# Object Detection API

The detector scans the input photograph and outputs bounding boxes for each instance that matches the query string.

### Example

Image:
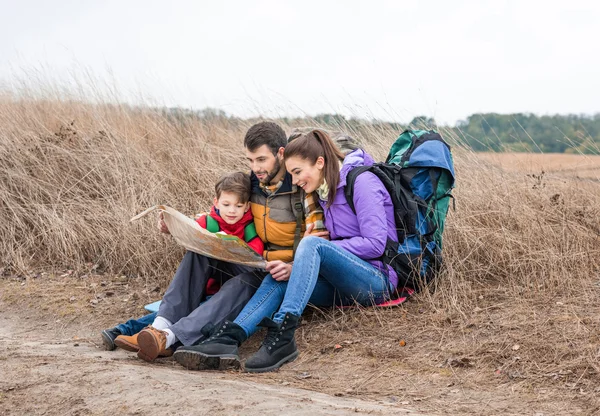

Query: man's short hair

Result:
[215,171,251,203]
[243,121,287,155]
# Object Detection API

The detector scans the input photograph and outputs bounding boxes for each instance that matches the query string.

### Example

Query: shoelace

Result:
[262,327,283,350]
[261,318,290,350]
[207,323,231,342]
[200,323,216,339]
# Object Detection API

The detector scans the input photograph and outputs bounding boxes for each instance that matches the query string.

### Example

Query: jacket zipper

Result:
[262,197,268,246]
[262,188,297,253]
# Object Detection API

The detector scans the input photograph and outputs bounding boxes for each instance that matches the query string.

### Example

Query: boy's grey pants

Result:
[157,251,265,346]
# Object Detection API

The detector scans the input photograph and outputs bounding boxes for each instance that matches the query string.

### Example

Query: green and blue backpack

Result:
[345,130,455,293]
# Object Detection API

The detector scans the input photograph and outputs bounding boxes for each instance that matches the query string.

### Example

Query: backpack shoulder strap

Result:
[344,166,373,214]
[205,215,220,233]
[345,163,413,244]
[291,189,305,257]
[243,221,258,243]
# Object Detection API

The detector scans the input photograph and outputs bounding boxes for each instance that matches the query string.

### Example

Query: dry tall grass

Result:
[0,94,249,277]
[1,91,600,407]
[2,93,598,286]
[0,92,402,278]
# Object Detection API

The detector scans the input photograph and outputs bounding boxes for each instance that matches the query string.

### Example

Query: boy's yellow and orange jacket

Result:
[250,172,324,262]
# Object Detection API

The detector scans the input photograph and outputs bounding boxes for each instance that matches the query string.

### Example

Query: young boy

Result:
[193,171,264,256]
[104,171,263,359]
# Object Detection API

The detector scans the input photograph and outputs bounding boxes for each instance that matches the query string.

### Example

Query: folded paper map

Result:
[131,205,267,269]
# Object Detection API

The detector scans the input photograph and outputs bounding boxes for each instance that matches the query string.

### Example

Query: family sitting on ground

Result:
[101,121,403,373]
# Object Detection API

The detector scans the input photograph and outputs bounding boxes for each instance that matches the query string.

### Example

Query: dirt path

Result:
[0,312,418,416]
[2,274,596,415]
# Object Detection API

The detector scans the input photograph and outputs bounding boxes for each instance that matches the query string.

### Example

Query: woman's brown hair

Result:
[284,129,345,207]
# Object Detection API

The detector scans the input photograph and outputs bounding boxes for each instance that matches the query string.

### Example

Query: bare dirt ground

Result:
[0,317,412,416]
[2,271,599,416]
[0,277,410,416]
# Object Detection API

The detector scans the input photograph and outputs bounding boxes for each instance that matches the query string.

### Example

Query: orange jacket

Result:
[250,172,323,262]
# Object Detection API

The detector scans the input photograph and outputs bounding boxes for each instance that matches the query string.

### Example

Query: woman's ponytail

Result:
[310,130,344,206]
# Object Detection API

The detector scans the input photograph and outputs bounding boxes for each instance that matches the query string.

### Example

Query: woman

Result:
[174,129,399,373]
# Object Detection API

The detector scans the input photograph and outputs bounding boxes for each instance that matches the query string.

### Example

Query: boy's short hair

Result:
[243,121,287,155]
[215,171,251,203]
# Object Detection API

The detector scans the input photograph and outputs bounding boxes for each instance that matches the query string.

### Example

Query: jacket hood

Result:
[338,149,375,188]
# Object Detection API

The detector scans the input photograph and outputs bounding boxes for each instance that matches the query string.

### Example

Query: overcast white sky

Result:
[1,0,598,125]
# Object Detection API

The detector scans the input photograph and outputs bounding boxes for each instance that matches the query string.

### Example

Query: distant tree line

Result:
[301,113,600,154]
[453,113,600,154]
[159,106,600,154]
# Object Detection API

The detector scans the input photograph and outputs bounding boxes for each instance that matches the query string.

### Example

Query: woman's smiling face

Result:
[285,155,325,193]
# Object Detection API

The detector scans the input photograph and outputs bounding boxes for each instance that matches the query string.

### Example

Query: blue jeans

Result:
[115,312,156,336]
[234,236,391,337]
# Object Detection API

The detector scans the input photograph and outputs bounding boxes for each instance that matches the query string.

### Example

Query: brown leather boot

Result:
[114,333,140,352]
[137,326,173,362]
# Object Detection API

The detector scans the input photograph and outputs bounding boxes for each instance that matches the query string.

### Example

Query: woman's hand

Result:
[304,223,330,240]
[266,260,292,281]
[157,212,170,234]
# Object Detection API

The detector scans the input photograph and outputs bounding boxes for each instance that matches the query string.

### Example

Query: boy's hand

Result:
[304,223,330,240]
[266,260,292,281]
[158,212,170,234]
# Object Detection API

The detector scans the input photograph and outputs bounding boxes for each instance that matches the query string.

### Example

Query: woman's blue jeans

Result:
[234,236,391,337]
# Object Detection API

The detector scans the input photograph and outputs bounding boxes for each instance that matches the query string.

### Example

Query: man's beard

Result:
[259,157,281,185]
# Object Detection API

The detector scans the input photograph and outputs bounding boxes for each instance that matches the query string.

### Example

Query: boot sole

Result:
[137,331,161,362]
[173,350,240,371]
[244,350,299,373]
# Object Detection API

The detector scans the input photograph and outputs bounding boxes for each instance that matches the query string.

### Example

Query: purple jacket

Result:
[318,149,399,289]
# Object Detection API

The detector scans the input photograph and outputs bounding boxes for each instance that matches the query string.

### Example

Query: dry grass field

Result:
[1,92,599,415]
[476,151,600,180]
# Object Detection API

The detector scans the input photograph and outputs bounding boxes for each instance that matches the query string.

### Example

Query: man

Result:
[101,122,324,362]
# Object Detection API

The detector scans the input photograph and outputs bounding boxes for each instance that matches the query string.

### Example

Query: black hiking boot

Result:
[244,313,300,373]
[173,321,247,371]
[100,327,122,351]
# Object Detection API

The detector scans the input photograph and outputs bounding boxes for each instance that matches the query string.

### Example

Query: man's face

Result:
[245,144,284,185]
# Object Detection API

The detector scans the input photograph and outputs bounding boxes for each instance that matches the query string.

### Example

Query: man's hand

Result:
[266,260,292,282]
[304,223,330,240]
[157,212,170,234]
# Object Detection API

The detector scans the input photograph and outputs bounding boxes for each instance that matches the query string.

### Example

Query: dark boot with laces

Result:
[244,313,300,373]
[173,321,247,371]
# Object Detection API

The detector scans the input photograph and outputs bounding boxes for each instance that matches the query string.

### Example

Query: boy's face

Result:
[245,144,285,185]
[214,191,250,225]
